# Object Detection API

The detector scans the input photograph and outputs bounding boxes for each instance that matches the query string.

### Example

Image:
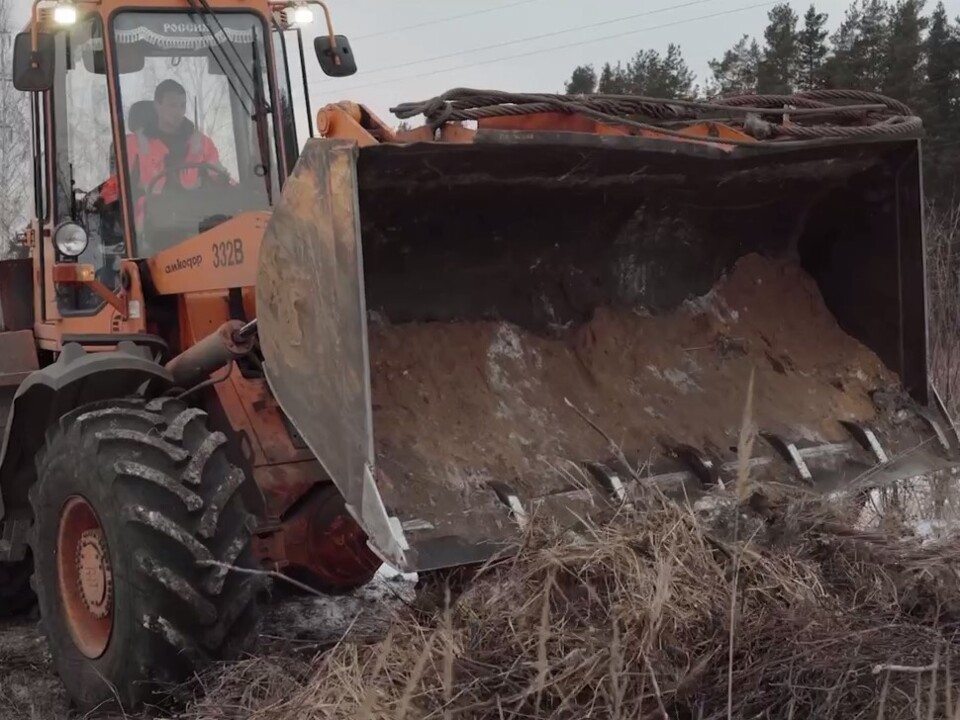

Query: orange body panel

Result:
[318,104,756,153]
[316,103,394,146]
[254,461,322,519]
[146,212,269,296]
[476,113,754,151]
[479,112,631,136]
[177,293,314,468]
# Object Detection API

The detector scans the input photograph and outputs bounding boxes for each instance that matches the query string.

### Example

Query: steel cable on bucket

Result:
[390,88,923,145]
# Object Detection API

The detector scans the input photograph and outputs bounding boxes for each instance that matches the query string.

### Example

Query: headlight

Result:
[55,222,88,258]
[292,5,314,25]
[53,2,78,25]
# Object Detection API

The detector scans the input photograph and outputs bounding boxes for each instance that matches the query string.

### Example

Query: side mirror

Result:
[314,34,356,77]
[13,32,55,92]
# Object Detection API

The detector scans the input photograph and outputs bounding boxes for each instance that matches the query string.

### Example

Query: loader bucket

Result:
[257,128,960,573]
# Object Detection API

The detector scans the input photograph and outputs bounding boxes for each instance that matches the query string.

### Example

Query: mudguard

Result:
[0,341,174,541]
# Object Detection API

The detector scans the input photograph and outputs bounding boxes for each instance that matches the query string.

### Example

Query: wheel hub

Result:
[75,529,113,620]
[57,496,114,659]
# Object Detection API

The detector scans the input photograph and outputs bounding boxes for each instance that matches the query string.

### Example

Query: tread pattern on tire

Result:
[29,396,268,709]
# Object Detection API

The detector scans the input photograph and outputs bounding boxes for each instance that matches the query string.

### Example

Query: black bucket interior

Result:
[357,133,927,403]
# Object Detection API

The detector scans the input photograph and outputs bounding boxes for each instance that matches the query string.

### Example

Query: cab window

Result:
[52,15,123,315]
[112,11,280,258]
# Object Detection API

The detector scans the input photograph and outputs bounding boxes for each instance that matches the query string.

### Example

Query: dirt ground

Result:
[0,569,416,720]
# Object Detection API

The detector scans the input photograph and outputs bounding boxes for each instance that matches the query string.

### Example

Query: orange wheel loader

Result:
[1,0,959,713]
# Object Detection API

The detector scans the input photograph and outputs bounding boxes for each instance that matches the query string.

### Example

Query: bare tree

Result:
[0,0,32,259]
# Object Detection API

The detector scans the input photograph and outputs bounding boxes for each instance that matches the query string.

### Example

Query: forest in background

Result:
[564,0,960,202]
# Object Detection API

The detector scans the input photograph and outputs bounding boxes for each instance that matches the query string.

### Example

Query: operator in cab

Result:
[131,79,223,194]
[98,79,227,253]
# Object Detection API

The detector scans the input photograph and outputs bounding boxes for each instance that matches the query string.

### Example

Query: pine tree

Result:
[593,47,694,98]
[565,65,598,95]
[708,35,762,95]
[884,0,927,104]
[757,3,800,93]
[796,5,829,89]
[598,62,627,93]
[623,44,694,98]
[923,1,957,123]
[825,0,890,90]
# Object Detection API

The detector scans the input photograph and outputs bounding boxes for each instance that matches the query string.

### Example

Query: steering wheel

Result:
[145,161,232,196]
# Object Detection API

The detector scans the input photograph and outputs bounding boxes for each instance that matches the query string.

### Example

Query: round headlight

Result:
[55,222,89,258]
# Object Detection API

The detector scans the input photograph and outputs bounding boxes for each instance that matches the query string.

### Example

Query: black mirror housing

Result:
[314,34,356,77]
[13,32,55,92]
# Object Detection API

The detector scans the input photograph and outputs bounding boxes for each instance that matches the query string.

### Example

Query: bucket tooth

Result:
[488,481,528,530]
[584,462,633,508]
[761,433,814,484]
[669,444,722,488]
[915,409,953,454]
[840,421,889,465]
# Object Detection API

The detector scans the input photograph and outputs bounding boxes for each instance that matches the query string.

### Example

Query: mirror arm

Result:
[270,0,340,68]
[31,0,43,54]
[309,1,341,69]
[310,1,337,50]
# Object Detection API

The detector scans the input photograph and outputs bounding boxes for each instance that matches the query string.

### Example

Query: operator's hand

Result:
[97,175,121,208]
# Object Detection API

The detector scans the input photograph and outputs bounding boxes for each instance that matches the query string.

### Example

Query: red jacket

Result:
[101,125,221,218]
[129,127,221,194]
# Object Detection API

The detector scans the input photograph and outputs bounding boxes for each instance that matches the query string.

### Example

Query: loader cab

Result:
[105,8,285,261]
[11,2,343,321]
[105,6,353,259]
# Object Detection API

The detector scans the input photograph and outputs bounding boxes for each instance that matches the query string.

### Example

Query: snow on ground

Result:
[262,565,417,645]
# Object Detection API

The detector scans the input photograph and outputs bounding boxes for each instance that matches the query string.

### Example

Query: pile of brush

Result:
[176,468,960,720]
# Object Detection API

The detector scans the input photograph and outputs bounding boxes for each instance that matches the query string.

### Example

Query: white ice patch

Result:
[264,569,418,645]
[485,324,546,425]
[487,324,525,393]
[683,286,740,324]
[692,493,737,525]
[489,324,524,362]
[617,256,649,299]
[376,563,418,583]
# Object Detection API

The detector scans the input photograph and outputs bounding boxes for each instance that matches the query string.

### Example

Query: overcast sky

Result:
[297,0,960,124]
[11,0,959,129]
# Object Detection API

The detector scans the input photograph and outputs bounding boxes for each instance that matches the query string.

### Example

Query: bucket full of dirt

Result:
[258,127,959,573]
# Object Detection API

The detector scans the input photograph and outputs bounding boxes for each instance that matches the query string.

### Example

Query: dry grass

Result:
[174,478,960,720]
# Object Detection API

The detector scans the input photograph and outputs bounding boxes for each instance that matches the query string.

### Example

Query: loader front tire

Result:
[29,398,267,712]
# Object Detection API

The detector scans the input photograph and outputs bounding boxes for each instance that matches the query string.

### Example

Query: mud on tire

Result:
[30,397,268,712]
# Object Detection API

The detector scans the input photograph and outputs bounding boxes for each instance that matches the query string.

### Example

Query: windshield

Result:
[112,11,280,257]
